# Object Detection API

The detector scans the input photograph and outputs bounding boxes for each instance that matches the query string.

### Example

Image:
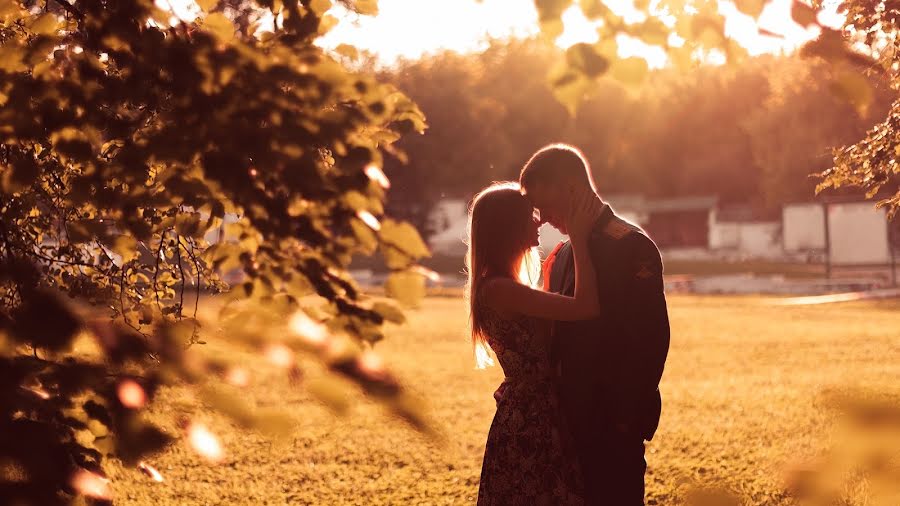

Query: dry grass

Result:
[106,295,900,505]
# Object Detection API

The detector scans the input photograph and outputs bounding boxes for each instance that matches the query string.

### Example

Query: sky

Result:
[160,0,845,68]
[317,0,845,67]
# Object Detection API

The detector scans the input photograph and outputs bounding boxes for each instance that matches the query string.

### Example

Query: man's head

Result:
[519,143,598,235]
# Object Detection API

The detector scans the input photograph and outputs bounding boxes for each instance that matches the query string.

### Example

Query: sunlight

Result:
[187,423,225,463]
[117,379,148,409]
[160,0,846,68]
[474,341,495,369]
[138,461,165,483]
[70,469,112,500]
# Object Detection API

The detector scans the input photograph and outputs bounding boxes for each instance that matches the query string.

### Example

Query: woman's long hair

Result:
[465,182,540,368]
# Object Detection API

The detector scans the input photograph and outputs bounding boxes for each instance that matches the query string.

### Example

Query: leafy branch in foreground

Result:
[1,0,432,502]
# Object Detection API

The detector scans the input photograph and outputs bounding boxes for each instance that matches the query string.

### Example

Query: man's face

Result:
[523,183,568,235]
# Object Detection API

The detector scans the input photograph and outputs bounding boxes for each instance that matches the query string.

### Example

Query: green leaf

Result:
[791,1,818,28]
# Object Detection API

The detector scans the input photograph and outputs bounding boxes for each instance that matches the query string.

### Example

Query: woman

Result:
[468,181,604,505]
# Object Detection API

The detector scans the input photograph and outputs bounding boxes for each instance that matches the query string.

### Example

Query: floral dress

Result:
[476,302,585,506]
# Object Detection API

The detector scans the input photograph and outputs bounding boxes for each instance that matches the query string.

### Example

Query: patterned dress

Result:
[476,302,585,506]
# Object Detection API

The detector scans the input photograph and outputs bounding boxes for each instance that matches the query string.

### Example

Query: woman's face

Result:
[524,205,541,248]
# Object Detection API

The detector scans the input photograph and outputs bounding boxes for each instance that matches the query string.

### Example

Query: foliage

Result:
[815,0,900,217]
[379,42,892,241]
[0,0,432,502]
[525,0,897,216]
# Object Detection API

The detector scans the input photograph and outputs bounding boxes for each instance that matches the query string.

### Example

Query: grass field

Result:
[105,295,900,505]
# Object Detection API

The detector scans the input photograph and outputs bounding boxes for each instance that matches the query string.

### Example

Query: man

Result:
[520,143,670,505]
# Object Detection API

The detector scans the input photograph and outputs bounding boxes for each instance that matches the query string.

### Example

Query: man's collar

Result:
[595,202,614,229]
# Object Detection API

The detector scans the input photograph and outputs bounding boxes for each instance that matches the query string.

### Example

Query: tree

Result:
[820,0,900,216]
[0,0,430,503]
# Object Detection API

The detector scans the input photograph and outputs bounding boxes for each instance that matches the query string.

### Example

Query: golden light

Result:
[264,343,295,368]
[357,350,385,375]
[319,0,845,69]
[474,342,495,370]
[288,311,328,345]
[21,385,51,400]
[187,423,225,463]
[412,265,442,283]
[357,210,382,231]
[70,469,112,500]
[138,461,164,482]
[364,164,391,189]
[224,366,250,387]
[117,379,147,409]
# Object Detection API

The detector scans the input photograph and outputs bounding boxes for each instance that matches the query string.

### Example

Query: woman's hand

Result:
[567,187,603,244]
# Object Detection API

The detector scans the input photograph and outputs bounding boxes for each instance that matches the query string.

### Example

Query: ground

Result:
[107,295,900,505]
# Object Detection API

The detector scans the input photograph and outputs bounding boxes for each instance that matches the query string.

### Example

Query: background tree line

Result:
[377,39,896,237]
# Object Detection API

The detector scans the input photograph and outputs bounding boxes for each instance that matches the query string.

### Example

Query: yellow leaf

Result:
[372,301,406,324]
[113,235,139,264]
[791,0,818,28]
[0,44,25,73]
[29,13,60,35]
[609,56,649,87]
[334,43,359,61]
[310,0,332,16]
[197,0,219,12]
[353,0,378,15]
[203,12,234,42]
[379,219,430,269]
[734,0,765,18]
[385,270,426,307]
[0,1,27,23]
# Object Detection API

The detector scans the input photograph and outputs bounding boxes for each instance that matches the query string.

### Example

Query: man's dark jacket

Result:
[549,204,670,443]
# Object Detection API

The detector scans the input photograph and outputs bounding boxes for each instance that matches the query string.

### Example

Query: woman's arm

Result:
[481,237,599,321]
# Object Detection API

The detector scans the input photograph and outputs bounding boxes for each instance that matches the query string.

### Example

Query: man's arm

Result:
[608,232,670,434]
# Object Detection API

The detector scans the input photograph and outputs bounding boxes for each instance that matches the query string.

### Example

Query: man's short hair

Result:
[519,143,595,192]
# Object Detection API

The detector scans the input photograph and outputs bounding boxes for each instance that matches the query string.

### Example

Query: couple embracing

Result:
[467,144,670,505]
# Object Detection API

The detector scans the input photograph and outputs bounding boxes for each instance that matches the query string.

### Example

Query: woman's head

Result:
[465,182,541,367]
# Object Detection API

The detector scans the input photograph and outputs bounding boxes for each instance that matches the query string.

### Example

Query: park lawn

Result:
[106,295,900,505]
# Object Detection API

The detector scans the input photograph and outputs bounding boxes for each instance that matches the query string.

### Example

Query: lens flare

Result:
[288,311,328,345]
[357,350,385,375]
[364,164,391,188]
[224,366,250,387]
[117,379,147,409]
[138,461,164,482]
[71,469,112,500]
[22,386,51,399]
[264,343,295,368]
[357,210,382,231]
[412,265,441,282]
[187,423,225,463]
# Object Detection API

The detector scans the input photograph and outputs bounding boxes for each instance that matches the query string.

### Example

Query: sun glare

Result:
[160,0,845,68]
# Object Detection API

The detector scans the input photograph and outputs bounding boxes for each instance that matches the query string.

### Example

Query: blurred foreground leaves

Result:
[0,0,434,503]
